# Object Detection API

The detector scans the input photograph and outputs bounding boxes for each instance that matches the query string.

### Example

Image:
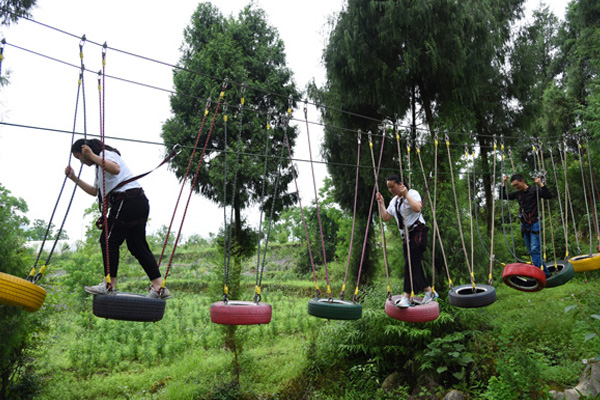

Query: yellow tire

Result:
[570,253,600,273]
[0,272,47,312]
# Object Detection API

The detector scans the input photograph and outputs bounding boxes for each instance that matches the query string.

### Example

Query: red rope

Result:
[355,132,386,300]
[99,45,112,290]
[157,100,213,268]
[162,81,229,281]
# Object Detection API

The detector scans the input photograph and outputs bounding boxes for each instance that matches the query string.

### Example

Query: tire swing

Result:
[446,136,496,307]
[568,137,600,272]
[0,44,92,312]
[370,130,439,323]
[211,90,275,325]
[295,105,362,320]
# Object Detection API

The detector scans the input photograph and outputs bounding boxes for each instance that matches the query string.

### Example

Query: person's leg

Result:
[123,196,162,284]
[529,221,548,276]
[100,215,127,283]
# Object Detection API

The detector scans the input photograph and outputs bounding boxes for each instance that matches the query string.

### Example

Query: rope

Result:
[223,93,246,301]
[221,103,230,301]
[394,128,404,184]
[540,146,558,266]
[253,114,272,299]
[367,130,391,298]
[28,40,88,283]
[98,44,113,291]
[576,138,594,255]
[161,80,229,288]
[584,137,600,249]
[560,140,582,254]
[549,146,569,259]
[303,104,332,299]
[487,139,498,284]
[415,137,449,292]
[445,134,474,287]
[283,120,320,297]
[255,139,287,302]
[340,130,361,300]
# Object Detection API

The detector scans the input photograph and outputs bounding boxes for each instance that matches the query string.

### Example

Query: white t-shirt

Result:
[386,189,426,234]
[94,150,141,197]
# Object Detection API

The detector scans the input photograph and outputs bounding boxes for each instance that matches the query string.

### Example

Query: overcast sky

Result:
[0,0,570,247]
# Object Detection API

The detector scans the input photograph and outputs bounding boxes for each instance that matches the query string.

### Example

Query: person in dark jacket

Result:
[500,173,553,277]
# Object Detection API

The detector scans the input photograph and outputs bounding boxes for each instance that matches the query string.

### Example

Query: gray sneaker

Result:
[147,286,172,300]
[421,291,439,304]
[84,282,113,295]
[395,297,411,308]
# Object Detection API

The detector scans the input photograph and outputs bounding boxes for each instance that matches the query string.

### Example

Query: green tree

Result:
[162,2,300,301]
[312,0,526,285]
[27,218,68,241]
[0,183,43,400]
[0,0,37,26]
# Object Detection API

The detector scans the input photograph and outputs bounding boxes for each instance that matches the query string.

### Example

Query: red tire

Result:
[502,263,546,292]
[384,295,439,323]
[210,301,272,325]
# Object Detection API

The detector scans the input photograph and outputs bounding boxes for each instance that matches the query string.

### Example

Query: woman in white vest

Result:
[376,174,436,307]
[65,139,171,299]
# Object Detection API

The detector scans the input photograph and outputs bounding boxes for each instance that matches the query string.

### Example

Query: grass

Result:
[25,241,600,399]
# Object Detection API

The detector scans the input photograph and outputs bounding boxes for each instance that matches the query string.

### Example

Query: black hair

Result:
[510,174,525,183]
[72,138,121,156]
[386,174,409,189]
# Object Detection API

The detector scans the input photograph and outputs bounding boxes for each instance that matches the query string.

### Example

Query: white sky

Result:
[0,0,570,246]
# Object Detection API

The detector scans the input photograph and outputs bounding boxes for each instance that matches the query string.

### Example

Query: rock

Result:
[443,389,465,400]
[381,372,401,392]
[549,361,600,399]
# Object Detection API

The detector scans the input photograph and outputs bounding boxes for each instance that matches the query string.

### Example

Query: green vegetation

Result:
[0,227,597,399]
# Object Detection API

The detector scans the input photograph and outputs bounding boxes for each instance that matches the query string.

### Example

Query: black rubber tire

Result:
[502,263,546,292]
[93,292,166,322]
[448,284,497,308]
[545,260,575,288]
[0,272,47,312]
[384,295,439,323]
[307,298,363,320]
[210,301,272,325]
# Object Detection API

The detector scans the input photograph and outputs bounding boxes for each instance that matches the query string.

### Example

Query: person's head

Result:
[510,174,528,191]
[71,139,120,165]
[386,174,408,197]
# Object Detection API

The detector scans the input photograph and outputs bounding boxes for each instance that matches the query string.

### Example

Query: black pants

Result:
[402,226,429,294]
[99,194,161,281]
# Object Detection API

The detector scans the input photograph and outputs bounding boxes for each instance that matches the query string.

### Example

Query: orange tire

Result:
[0,272,47,312]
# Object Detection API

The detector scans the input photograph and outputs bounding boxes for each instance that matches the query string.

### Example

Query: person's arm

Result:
[499,174,514,200]
[376,192,393,222]
[65,165,97,196]
[81,145,120,175]
[535,177,553,199]
[404,190,422,213]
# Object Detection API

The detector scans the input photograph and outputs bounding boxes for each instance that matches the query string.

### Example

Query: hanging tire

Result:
[307,298,362,320]
[93,292,166,322]
[545,260,575,288]
[570,253,600,272]
[210,301,272,325]
[502,263,546,292]
[384,295,439,323]
[448,284,497,308]
[0,272,47,312]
